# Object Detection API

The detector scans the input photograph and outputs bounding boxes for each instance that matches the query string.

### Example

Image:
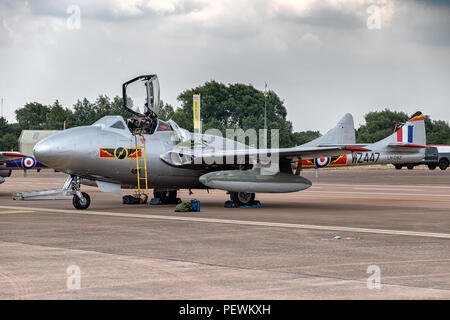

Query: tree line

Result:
[1,81,449,151]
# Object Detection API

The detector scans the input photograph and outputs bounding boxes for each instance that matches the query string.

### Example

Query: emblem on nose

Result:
[115,147,127,159]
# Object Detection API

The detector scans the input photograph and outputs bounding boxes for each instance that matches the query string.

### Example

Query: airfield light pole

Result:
[1,97,3,119]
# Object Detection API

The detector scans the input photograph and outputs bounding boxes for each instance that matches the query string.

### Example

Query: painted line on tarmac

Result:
[293,193,450,202]
[0,210,34,214]
[303,190,450,197]
[352,187,425,192]
[315,183,450,190]
[1,205,450,239]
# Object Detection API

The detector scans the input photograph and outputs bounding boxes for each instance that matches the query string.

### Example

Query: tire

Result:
[230,192,255,206]
[154,190,177,204]
[394,164,402,170]
[406,164,414,170]
[428,164,437,170]
[439,159,449,171]
[72,192,91,210]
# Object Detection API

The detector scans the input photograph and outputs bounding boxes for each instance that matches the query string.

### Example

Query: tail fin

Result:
[371,111,426,149]
[301,113,355,147]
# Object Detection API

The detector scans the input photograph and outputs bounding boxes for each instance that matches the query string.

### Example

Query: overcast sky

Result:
[0,0,449,132]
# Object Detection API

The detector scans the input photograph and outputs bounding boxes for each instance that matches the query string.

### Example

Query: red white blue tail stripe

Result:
[397,125,413,143]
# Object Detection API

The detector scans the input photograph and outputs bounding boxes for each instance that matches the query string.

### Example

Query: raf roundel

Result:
[22,157,36,169]
[315,157,330,168]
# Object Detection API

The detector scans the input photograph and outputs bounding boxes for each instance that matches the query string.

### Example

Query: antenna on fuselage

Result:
[264,82,267,131]
[263,82,268,148]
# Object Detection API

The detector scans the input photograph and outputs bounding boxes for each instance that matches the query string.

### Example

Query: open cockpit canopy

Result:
[122,74,160,118]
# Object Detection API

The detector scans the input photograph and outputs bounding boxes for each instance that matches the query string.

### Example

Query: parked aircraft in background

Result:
[0,152,27,184]
[0,152,47,184]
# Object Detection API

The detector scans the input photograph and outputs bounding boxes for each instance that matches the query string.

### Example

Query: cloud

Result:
[25,0,208,20]
[0,0,449,133]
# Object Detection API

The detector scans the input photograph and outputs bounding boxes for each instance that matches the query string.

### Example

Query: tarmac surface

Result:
[0,167,449,299]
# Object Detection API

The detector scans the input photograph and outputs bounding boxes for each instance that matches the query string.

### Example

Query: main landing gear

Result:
[151,190,181,204]
[230,192,255,206]
[226,192,261,208]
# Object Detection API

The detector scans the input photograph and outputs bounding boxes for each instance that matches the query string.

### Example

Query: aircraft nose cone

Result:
[34,126,101,170]
[34,135,62,168]
[33,139,51,163]
[33,130,79,169]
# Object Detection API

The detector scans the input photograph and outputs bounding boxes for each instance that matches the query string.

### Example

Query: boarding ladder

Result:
[133,133,149,194]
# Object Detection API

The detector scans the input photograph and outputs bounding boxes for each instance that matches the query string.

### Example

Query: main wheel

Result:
[154,190,177,204]
[230,192,255,206]
[72,192,91,210]
[439,159,449,171]
[394,164,402,170]
[407,164,414,170]
[428,164,437,170]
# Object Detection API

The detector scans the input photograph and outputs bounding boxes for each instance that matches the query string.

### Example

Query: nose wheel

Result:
[73,192,91,210]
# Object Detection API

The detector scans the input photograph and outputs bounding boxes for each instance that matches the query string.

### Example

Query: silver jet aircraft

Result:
[32,75,370,209]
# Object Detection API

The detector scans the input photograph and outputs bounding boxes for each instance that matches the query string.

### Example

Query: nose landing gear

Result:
[73,192,91,210]
[12,174,92,210]
[69,176,92,210]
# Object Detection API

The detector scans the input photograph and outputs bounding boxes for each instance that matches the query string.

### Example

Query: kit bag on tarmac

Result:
[175,201,193,212]
[174,200,200,212]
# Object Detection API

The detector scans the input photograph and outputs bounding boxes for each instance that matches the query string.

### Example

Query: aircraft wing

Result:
[161,145,370,168]
[0,152,27,164]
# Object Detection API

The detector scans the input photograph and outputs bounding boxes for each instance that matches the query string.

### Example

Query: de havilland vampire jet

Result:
[30,75,421,210]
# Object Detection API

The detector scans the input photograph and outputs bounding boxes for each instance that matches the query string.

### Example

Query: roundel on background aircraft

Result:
[315,157,330,168]
[22,157,36,169]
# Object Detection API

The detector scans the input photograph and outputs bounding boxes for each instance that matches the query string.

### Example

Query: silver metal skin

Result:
[301,113,355,147]
[34,116,208,190]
